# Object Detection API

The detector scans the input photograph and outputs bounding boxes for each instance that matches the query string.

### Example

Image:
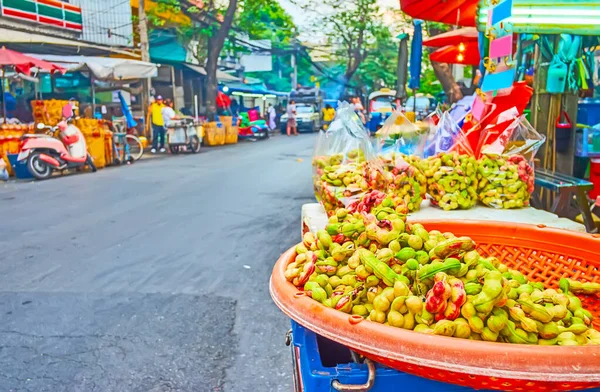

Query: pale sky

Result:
[279,0,402,41]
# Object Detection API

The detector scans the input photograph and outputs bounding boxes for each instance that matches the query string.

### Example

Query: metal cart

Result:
[166,117,201,154]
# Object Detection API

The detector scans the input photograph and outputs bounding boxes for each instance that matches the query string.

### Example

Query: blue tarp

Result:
[409,20,423,90]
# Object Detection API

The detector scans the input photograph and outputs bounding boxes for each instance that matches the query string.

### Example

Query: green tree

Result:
[353,26,398,93]
[150,0,239,118]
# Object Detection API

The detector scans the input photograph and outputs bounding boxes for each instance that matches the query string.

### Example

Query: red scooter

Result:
[18,118,96,180]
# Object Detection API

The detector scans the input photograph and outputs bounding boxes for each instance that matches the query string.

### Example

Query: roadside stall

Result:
[270,96,600,391]
[0,48,64,178]
[28,54,158,169]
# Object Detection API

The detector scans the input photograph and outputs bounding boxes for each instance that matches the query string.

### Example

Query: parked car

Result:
[280,104,321,133]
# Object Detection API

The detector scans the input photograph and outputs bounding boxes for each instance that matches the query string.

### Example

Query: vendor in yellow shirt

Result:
[147,95,166,153]
[322,104,336,130]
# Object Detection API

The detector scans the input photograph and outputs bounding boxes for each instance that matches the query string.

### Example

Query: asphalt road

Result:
[0,133,316,392]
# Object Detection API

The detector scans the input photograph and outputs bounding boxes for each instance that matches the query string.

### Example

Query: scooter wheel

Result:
[27,151,53,180]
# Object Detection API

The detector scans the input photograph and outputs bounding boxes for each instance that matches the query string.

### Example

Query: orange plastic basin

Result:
[270,221,600,391]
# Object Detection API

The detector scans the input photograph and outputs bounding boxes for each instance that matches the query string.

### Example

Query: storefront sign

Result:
[1,0,83,31]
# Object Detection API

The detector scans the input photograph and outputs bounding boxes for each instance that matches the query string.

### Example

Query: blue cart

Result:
[287,320,600,392]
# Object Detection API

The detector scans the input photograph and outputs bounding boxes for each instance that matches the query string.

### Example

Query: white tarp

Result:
[28,54,158,81]
[184,64,240,82]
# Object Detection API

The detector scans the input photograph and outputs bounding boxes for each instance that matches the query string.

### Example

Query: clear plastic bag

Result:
[418,112,478,210]
[375,111,428,211]
[476,114,546,209]
[312,102,388,215]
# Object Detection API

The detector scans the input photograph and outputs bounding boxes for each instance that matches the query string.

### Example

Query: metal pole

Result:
[170,65,177,103]
[138,0,151,136]
[1,67,5,123]
[90,73,96,115]
[291,50,297,89]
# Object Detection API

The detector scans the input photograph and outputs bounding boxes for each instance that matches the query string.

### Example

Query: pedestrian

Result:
[322,104,335,130]
[352,96,366,125]
[286,100,298,136]
[162,98,178,127]
[267,103,276,131]
[147,95,166,153]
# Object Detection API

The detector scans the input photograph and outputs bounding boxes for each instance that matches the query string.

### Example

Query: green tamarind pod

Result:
[405,258,419,271]
[352,305,369,317]
[433,320,456,337]
[414,250,430,265]
[453,318,472,339]
[486,308,508,333]
[396,247,416,262]
[518,299,553,323]
[538,321,560,339]
[464,282,483,295]
[481,327,499,342]
[317,230,333,249]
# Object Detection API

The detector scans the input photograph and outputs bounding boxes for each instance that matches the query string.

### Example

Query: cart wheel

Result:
[169,145,179,154]
[189,135,201,153]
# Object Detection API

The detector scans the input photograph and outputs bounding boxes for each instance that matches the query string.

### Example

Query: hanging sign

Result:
[481,0,515,92]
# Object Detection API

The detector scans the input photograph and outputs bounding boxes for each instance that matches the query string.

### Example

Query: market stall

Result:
[0,48,65,178]
[270,94,600,390]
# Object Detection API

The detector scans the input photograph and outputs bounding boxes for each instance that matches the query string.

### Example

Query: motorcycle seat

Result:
[60,153,87,163]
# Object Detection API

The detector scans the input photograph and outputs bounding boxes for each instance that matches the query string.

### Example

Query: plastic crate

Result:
[225,125,238,144]
[204,122,225,146]
[290,320,486,392]
[7,153,33,179]
[578,99,600,127]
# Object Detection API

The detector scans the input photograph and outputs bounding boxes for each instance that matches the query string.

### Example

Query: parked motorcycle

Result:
[18,120,96,180]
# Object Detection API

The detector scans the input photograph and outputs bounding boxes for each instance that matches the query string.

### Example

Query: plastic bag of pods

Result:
[312,102,388,215]
[375,111,428,212]
[418,112,478,210]
[476,113,546,209]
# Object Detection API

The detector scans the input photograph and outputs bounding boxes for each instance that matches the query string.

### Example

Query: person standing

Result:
[162,98,178,127]
[147,95,166,153]
[267,103,276,132]
[322,104,336,130]
[286,100,297,136]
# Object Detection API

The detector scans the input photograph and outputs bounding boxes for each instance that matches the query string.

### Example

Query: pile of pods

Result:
[312,150,388,215]
[378,152,427,212]
[286,191,600,345]
[477,154,535,209]
[416,152,479,211]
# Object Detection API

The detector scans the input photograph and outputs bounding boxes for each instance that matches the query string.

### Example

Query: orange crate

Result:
[225,125,238,144]
[204,122,225,146]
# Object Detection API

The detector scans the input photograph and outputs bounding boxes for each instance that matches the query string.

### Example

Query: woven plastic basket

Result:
[271,221,600,391]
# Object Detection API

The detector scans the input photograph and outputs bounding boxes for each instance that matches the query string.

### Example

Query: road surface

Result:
[0,134,316,392]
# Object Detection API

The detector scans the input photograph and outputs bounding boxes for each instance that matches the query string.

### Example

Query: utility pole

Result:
[138,0,151,136]
[291,28,298,90]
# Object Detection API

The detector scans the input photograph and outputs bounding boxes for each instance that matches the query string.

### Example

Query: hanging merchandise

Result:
[543,34,583,94]
[555,111,572,153]
[546,56,567,94]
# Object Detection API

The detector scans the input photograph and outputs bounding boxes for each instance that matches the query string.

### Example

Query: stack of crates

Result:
[204,121,225,146]
[0,124,32,177]
[75,118,106,169]
[31,99,79,126]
